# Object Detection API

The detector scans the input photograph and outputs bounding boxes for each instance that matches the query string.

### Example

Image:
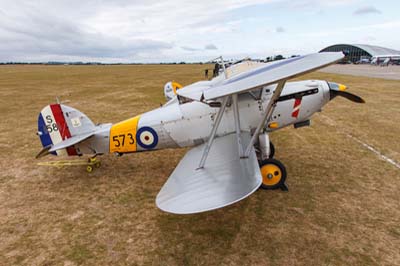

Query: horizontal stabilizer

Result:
[156,133,262,214]
[177,52,344,101]
[48,131,94,152]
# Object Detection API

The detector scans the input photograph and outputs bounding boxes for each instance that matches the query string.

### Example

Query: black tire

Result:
[259,158,287,190]
[269,141,275,158]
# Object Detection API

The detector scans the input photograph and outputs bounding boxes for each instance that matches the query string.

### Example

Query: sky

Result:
[0,0,398,63]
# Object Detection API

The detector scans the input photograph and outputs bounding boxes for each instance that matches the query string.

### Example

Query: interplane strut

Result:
[198,96,229,169]
[244,80,286,157]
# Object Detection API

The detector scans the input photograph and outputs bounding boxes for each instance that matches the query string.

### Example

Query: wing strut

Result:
[198,96,229,169]
[199,79,286,166]
[244,80,286,157]
[232,94,244,157]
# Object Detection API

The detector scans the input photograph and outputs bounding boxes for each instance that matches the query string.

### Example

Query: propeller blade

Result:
[331,90,365,103]
[327,82,365,103]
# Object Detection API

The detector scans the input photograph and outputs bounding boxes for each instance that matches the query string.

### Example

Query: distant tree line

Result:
[0,61,206,65]
[265,55,299,62]
[0,56,301,65]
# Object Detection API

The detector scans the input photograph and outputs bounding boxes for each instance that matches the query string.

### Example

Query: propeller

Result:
[328,82,365,103]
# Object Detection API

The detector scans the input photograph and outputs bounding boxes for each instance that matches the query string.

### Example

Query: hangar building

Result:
[319,44,400,63]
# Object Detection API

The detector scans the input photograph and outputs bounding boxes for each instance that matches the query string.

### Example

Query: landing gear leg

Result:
[258,133,275,160]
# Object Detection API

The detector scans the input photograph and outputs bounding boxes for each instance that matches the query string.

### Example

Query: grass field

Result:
[0,64,399,266]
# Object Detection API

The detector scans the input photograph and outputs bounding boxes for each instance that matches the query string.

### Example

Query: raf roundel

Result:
[136,126,158,149]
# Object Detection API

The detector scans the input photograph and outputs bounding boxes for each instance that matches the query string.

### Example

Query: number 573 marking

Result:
[112,133,134,147]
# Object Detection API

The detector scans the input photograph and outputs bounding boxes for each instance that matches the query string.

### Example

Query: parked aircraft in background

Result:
[371,55,400,66]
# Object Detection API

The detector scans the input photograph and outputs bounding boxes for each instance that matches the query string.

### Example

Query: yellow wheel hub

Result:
[260,164,282,186]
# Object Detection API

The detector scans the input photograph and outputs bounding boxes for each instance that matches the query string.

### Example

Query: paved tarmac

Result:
[319,64,400,80]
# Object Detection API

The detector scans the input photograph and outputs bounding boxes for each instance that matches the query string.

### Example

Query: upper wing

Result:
[156,132,262,214]
[178,52,344,101]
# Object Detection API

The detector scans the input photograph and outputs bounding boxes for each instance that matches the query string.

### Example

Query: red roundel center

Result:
[144,136,150,141]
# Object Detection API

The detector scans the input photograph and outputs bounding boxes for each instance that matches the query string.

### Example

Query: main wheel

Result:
[259,158,286,190]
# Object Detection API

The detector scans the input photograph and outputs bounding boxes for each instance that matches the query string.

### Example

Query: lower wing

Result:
[156,132,262,214]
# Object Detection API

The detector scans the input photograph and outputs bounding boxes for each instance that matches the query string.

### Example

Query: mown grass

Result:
[0,64,399,266]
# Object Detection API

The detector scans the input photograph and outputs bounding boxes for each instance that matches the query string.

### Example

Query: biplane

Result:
[36,52,364,214]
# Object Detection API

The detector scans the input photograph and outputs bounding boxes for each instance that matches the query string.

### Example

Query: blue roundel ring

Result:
[136,126,158,149]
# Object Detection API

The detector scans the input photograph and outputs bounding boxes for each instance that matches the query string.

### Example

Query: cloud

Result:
[181,44,218,52]
[301,20,400,38]
[285,0,359,9]
[0,2,174,62]
[0,0,396,62]
[205,44,218,50]
[181,46,201,51]
[0,0,278,62]
[353,6,381,15]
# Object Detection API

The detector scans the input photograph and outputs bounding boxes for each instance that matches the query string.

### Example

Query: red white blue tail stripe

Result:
[37,104,77,156]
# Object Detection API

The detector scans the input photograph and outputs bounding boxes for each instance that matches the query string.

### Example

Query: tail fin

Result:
[164,81,183,101]
[37,103,95,156]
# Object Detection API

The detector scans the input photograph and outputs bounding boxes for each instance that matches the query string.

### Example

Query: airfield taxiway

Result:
[320,64,400,80]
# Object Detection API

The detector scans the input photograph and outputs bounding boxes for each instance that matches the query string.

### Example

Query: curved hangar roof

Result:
[320,44,400,56]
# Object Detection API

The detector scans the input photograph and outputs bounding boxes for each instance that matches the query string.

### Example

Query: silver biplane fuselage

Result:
[137,80,328,150]
[64,70,333,156]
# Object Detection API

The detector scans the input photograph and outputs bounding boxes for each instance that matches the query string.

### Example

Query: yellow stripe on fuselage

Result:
[109,115,140,153]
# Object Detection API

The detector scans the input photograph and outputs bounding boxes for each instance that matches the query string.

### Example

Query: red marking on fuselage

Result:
[291,98,302,118]
[50,104,77,156]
